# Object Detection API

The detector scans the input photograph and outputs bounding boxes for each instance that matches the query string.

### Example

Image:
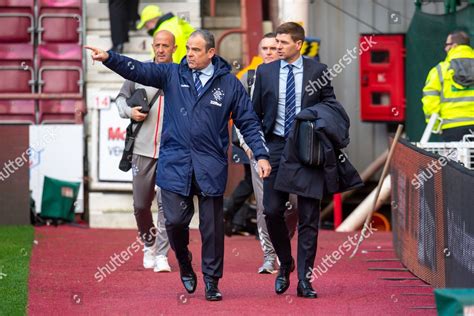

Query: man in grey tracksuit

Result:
[115,30,176,272]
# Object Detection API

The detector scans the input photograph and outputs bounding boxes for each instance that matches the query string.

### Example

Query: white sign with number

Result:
[98,101,133,182]
[94,94,111,110]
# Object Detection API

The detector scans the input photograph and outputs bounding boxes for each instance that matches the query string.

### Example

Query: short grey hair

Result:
[190,29,215,51]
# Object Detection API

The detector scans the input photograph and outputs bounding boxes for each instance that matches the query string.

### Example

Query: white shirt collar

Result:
[280,55,303,69]
[195,61,214,76]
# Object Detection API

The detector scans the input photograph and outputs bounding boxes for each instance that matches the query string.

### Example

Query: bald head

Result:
[152,30,176,63]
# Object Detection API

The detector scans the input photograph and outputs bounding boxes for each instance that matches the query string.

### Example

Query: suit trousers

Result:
[263,134,321,280]
[161,174,224,279]
[249,156,298,261]
[108,0,139,46]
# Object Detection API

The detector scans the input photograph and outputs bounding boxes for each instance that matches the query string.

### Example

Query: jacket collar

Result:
[280,55,303,70]
[151,12,174,34]
[446,45,474,61]
[179,55,231,99]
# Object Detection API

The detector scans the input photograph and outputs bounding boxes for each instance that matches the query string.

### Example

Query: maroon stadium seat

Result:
[0,0,34,43]
[37,43,83,94]
[38,99,83,123]
[38,0,82,44]
[38,0,81,9]
[0,43,34,93]
[0,99,36,124]
[0,0,34,7]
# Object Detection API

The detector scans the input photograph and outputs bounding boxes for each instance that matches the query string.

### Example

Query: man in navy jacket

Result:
[86,30,271,301]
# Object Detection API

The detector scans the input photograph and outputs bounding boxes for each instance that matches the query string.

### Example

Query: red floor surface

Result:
[28,226,436,315]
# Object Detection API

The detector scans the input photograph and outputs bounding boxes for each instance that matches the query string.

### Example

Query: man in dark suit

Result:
[252,22,337,298]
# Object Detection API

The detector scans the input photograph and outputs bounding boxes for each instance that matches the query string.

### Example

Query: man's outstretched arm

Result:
[85,46,172,90]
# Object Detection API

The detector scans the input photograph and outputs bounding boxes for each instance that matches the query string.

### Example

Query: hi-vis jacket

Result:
[422,45,474,130]
[149,13,195,64]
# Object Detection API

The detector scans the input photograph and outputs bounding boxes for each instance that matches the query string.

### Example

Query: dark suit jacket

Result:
[252,57,362,199]
[252,57,336,137]
[274,105,364,199]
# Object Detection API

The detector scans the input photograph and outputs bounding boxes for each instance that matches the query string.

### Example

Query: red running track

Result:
[28,226,436,315]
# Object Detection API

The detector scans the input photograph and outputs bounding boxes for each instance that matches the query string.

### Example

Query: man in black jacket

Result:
[252,22,338,298]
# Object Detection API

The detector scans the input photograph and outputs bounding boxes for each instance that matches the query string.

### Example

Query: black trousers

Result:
[263,134,321,280]
[161,175,224,280]
[108,0,139,46]
[441,125,474,142]
[225,163,253,224]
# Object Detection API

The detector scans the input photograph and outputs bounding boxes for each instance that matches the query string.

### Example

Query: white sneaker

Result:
[143,243,157,269]
[258,258,278,274]
[154,255,171,272]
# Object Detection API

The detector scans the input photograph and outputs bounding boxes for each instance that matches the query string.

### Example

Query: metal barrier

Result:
[390,138,474,287]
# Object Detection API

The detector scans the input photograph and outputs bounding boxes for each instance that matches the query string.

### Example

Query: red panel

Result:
[0,99,35,124]
[0,61,34,92]
[0,8,33,43]
[39,8,81,43]
[37,43,82,61]
[0,43,34,59]
[360,34,405,122]
[241,0,262,66]
[0,44,34,93]
[0,0,34,8]
[38,0,81,9]
[40,61,82,93]
[0,125,30,224]
[37,44,82,94]
[38,99,83,123]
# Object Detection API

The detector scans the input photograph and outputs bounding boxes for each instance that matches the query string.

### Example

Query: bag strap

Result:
[247,69,256,95]
[131,90,161,138]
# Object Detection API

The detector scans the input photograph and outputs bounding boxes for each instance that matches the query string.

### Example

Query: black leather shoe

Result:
[297,280,318,298]
[180,268,197,294]
[204,278,222,301]
[275,258,295,294]
[179,251,196,293]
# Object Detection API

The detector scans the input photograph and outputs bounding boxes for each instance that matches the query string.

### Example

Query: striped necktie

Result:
[194,71,203,96]
[284,64,296,138]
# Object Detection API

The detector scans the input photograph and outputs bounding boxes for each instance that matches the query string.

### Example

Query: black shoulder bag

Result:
[297,120,324,167]
[118,89,160,172]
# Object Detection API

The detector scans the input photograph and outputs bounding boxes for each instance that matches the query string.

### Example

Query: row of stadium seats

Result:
[0,0,84,124]
[0,0,82,44]
[0,99,84,124]
[0,44,83,94]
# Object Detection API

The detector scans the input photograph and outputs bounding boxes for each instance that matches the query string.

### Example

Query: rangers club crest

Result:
[212,88,224,102]
[210,88,224,107]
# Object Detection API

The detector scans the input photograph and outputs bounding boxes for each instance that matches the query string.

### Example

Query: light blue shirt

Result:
[274,55,303,137]
[193,62,214,88]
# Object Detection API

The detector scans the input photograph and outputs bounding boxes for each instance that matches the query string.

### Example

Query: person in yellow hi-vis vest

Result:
[137,5,195,64]
[422,30,474,141]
